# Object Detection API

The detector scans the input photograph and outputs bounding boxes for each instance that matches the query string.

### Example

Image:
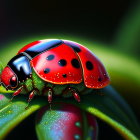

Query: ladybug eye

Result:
[10,76,18,88]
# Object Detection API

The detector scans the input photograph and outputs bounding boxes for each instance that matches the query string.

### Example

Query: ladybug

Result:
[0,39,110,107]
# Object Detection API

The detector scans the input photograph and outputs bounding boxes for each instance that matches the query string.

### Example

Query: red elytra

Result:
[63,40,110,88]
[18,39,110,89]
[31,44,83,84]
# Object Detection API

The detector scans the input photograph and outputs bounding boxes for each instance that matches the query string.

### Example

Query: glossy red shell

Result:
[31,43,83,84]
[64,40,110,88]
[18,39,110,89]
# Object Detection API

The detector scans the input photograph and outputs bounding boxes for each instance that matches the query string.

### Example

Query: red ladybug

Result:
[0,39,110,106]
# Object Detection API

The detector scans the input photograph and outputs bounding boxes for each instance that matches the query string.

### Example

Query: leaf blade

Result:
[51,86,140,140]
[0,93,46,140]
[0,86,139,140]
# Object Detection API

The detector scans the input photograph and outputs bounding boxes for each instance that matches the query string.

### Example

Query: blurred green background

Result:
[0,0,140,139]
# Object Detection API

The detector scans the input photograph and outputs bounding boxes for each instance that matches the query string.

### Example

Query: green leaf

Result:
[51,86,140,140]
[62,86,140,140]
[35,103,98,140]
[0,86,139,140]
[0,93,46,140]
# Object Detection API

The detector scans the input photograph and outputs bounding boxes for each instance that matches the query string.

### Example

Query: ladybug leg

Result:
[47,88,53,110]
[64,87,81,102]
[42,87,53,110]
[42,87,53,104]
[25,90,36,109]
[10,86,23,101]
[47,88,53,104]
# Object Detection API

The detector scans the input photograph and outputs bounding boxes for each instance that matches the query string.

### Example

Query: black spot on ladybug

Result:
[86,61,94,70]
[98,77,102,82]
[62,74,67,78]
[44,68,50,74]
[71,46,81,53]
[71,59,80,68]
[46,55,55,60]
[58,59,67,66]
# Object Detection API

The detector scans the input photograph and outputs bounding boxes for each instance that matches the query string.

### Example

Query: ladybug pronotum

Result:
[0,39,110,107]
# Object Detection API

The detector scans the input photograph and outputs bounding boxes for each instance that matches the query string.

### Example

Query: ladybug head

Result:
[0,66,18,90]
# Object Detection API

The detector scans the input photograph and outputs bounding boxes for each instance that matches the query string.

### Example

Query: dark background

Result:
[0,0,137,46]
[0,0,139,140]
